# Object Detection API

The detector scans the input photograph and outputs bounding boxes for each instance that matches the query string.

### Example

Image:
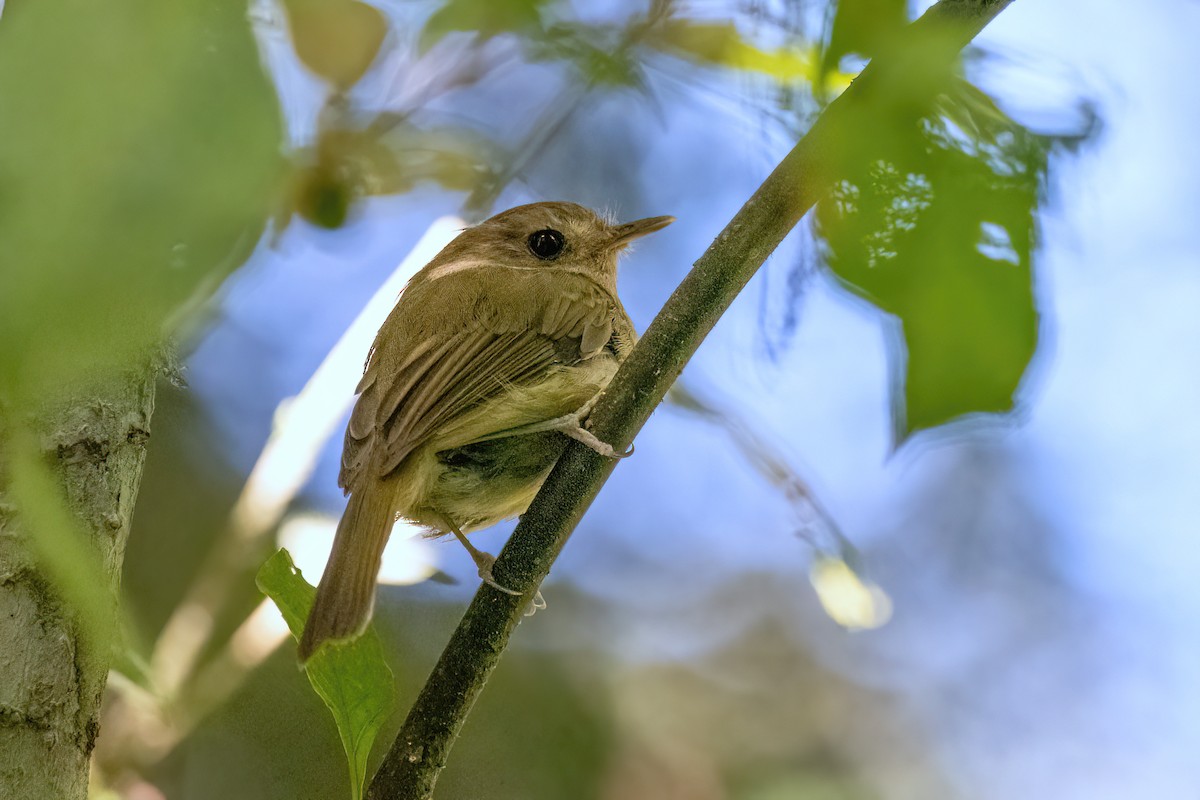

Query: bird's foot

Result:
[559,421,634,459]
[523,590,547,617]
[469,550,521,596]
[462,394,633,459]
[539,394,633,459]
[472,549,548,616]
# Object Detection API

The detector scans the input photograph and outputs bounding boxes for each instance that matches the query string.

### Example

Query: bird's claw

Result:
[563,423,634,460]
[472,551,521,596]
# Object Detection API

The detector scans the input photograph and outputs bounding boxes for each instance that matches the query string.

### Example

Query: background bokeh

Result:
[9,0,1191,797]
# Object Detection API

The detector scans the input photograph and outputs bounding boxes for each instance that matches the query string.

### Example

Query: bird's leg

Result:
[437,513,545,614]
[466,393,633,459]
[438,513,519,595]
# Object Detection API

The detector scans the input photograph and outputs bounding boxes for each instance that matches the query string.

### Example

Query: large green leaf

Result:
[257,549,396,800]
[816,82,1044,442]
[0,0,283,402]
[819,0,907,81]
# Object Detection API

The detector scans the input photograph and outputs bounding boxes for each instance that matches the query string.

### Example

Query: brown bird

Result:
[298,201,674,660]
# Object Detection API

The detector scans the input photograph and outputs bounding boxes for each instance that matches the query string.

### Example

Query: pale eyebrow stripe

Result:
[422,260,542,282]
[422,260,595,283]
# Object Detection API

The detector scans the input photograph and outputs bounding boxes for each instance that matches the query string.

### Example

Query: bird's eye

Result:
[527,228,565,260]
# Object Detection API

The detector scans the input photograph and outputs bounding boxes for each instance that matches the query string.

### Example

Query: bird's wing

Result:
[338,279,618,489]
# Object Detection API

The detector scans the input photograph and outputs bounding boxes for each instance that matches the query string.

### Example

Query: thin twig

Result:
[367,2,1015,797]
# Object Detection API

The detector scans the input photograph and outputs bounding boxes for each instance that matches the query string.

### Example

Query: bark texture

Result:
[0,370,155,799]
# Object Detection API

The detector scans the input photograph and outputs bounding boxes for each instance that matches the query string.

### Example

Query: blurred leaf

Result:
[420,0,548,51]
[653,20,833,86]
[285,126,391,230]
[819,0,906,80]
[281,122,497,230]
[291,160,358,230]
[283,0,388,89]
[0,0,283,404]
[257,549,395,800]
[370,123,501,194]
[816,80,1044,441]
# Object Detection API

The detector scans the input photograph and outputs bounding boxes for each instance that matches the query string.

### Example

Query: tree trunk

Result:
[0,369,156,798]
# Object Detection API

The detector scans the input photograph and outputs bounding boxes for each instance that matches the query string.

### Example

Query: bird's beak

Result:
[607,215,675,249]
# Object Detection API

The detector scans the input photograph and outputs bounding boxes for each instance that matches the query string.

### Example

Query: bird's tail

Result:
[298,485,395,662]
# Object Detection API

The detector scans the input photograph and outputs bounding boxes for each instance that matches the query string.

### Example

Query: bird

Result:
[298,201,674,660]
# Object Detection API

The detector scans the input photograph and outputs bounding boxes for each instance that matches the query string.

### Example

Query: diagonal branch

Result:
[367,1,1015,797]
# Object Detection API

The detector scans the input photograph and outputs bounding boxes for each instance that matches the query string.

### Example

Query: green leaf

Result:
[653,20,821,83]
[282,0,388,89]
[0,0,283,404]
[282,121,500,230]
[815,80,1045,442]
[819,0,907,78]
[257,549,396,800]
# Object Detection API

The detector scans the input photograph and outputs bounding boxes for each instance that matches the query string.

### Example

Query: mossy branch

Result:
[366,1,1015,797]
